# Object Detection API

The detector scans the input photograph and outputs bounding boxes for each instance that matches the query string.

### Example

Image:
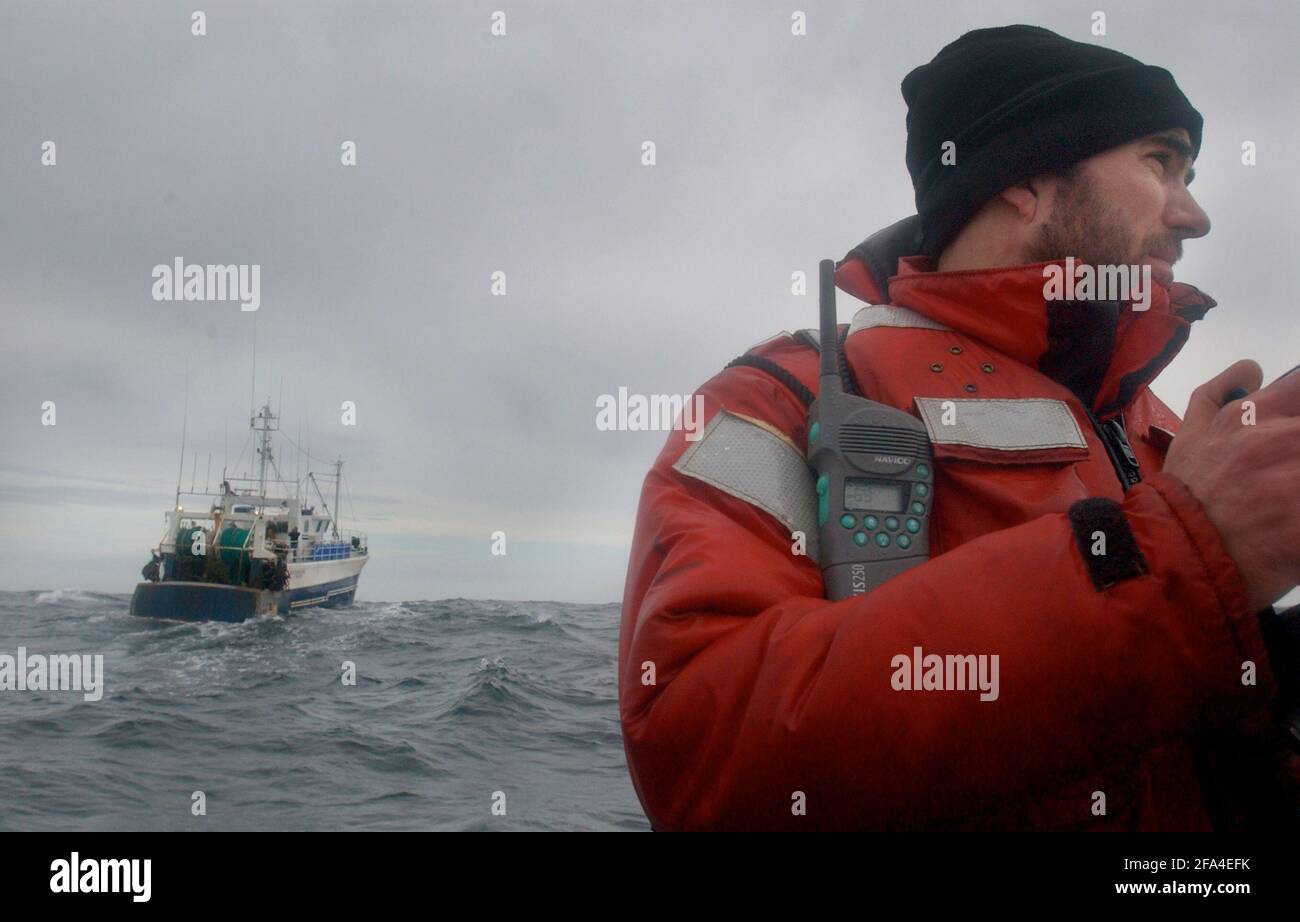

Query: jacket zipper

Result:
[1083,405,1143,491]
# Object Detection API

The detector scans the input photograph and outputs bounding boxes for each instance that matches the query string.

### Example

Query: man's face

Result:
[1024,128,1210,288]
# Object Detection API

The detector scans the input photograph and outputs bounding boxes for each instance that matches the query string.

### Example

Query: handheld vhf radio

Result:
[808,259,934,601]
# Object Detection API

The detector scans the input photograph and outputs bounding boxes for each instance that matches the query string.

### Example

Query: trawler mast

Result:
[253,401,279,500]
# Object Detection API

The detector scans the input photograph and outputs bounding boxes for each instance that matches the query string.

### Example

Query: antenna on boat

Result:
[277,375,285,500]
[249,310,257,426]
[174,365,190,510]
[332,458,343,538]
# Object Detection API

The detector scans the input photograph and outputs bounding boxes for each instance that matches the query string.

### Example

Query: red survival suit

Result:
[618,221,1298,831]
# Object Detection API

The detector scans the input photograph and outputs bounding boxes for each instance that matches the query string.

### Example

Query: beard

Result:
[1024,171,1167,270]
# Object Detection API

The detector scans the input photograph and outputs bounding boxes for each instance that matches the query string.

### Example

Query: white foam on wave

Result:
[34,588,99,605]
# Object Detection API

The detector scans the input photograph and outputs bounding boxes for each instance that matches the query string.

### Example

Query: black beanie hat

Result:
[903,24,1203,259]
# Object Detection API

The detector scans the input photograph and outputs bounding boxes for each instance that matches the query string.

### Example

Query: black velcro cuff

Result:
[1067,497,1150,591]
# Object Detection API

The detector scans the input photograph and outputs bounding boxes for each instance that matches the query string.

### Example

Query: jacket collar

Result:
[836,240,1217,418]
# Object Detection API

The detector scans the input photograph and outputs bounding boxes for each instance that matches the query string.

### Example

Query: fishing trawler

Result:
[130,400,369,622]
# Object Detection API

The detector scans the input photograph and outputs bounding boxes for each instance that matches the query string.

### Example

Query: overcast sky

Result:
[2,0,1297,604]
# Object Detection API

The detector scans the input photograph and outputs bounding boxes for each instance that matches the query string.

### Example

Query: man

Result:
[618,24,1300,831]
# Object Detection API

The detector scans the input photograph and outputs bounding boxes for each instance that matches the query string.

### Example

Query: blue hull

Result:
[130,574,360,623]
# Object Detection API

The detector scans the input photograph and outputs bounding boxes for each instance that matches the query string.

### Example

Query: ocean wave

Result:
[0,594,646,830]
[33,588,111,606]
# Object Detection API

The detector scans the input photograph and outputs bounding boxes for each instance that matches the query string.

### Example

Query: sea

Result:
[0,591,650,831]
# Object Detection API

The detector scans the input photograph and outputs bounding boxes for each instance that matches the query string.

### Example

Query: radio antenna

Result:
[818,259,842,391]
[174,364,190,508]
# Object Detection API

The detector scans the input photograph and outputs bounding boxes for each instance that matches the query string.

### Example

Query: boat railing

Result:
[287,529,368,563]
[169,511,366,562]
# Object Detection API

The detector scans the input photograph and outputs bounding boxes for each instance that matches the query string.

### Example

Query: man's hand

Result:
[1163,359,1300,612]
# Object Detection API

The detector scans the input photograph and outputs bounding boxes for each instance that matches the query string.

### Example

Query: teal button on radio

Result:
[906,518,920,534]
[874,532,890,548]
[853,531,868,547]
[840,514,856,529]
[809,421,820,445]
[911,501,925,515]
[897,534,911,549]
[916,463,930,479]
[816,473,829,526]
[884,516,899,531]
[914,483,929,498]
[864,515,879,529]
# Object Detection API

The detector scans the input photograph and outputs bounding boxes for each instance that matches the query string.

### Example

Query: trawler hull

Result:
[130,559,366,622]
